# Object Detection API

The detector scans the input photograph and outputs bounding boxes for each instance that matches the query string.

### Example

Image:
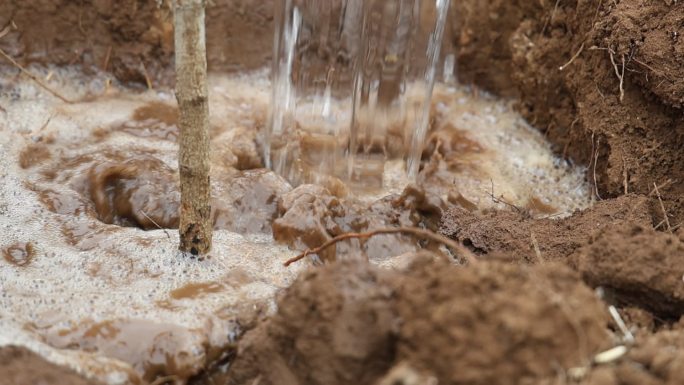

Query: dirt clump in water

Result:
[273,184,446,262]
[574,223,684,319]
[33,148,289,235]
[18,143,51,169]
[85,156,181,230]
[219,258,612,385]
[0,346,101,385]
[223,260,397,385]
[2,242,35,267]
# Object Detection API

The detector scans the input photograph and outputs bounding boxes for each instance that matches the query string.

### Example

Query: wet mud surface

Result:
[2,1,684,385]
[0,346,101,385]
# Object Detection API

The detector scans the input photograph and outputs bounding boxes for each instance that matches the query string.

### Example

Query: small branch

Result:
[0,47,73,104]
[140,210,171,239]
[487,179,523,213]
[283,227,478,267]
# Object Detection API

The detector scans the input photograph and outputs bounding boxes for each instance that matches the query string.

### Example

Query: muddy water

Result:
[0,67,592,384]
[170,282,225,300]
[34,319,205,383]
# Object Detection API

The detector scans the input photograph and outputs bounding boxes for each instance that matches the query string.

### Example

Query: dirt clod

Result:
[225,258,613,385]
[441,195,652,262]
[226,260,397,385]
[575,223,684,319]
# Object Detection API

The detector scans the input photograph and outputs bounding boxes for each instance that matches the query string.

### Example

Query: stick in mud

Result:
[174,0,212,255]
[284,227,478,267]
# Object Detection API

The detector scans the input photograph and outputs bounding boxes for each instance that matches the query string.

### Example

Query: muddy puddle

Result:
[0,64,593,384]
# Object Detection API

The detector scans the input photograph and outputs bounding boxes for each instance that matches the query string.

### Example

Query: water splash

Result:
[266,0,451,194]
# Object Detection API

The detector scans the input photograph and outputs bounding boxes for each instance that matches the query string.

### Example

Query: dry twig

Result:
[283,227,478,267]
[0,47,73,103]
[140,210,171,239]
[590,132,602,201]
[488,179,523,214]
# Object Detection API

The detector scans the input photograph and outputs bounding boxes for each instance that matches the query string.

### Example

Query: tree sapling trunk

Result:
[174,0,212,255]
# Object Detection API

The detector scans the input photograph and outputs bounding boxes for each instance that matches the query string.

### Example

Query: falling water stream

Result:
[266,0,452,194]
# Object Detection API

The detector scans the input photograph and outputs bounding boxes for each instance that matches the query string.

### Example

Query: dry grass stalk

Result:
[0,47,73,104]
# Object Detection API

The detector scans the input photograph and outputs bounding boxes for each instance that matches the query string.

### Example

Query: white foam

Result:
[0,66,592,383]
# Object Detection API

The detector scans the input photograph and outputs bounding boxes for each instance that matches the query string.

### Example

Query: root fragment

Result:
[559,43,585,71]
[589,46,625,103]
[284,227,478,267]
[608,50,625,103]
[653,182,672,233]
[530,232,543,263]
[590,132,602,201]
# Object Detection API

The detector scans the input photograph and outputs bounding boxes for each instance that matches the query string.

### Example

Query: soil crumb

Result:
[222,258,612,385]
[0,346,100,385]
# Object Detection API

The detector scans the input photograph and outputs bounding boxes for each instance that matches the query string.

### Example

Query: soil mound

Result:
[223,258,613,385]
[453,0,684,224]
[395,259,612,385]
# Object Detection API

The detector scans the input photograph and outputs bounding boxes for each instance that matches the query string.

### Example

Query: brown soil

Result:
[440,194,652,262]
[5,1,684,385]
[0,346,100,385]
[0,0,274,86]
[453,0,684,225]
[574,223,684,319]
[213,258,614,385]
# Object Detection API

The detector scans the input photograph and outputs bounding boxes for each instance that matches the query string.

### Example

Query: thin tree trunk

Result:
[174,0,212,255]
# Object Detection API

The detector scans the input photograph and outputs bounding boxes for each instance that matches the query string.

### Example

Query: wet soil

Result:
[0,346,100,385]
[4,1,684,385]
[214,258,613,385]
